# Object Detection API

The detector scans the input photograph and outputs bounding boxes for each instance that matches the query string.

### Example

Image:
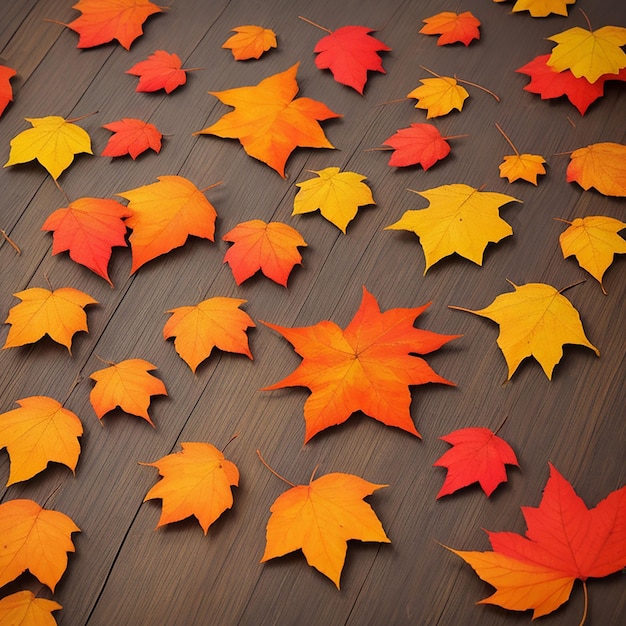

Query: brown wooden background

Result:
[1,1,624,624]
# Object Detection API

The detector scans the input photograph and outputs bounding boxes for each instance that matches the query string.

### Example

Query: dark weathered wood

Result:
[1,1,625,624]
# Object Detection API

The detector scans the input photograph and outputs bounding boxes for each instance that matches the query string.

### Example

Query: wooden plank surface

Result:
[1,1,624,624]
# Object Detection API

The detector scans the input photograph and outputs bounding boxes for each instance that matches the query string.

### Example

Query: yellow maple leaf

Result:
[385,184,521,273]
[3,286,98,353]
[566,142,626,197]
[558,216,626,294]
[407,77,469,118]
[450,281,599,379]
[547,25,626,82]
[0,590,62,625]
[292,167,375,233]
[222,25,277,60]
[509,0,576,17]
[4,115,92,179]
[499,154,546,184]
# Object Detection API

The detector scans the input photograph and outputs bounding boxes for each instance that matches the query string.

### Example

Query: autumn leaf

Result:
[126,50,192,93]
[292,167,375,233]
[193,63,341,177]
[263,286,458,442]
[4,115,92,180]
[65,0,163,50]
[433,426,518,498]
[0,499,80,591]
[495,124,546,185]
[0,64,17,118]
[450,281,599,379]
[0,396,82,486]
[222,25,277,60]
[507,0,576,17]
[261,467,390,588]
[101,118,162,158]
[89,358,167,426]
[0,591,62,626]
[117,175,218,272]
[385,184,521,273]
[566,142,626,197]
[223,220,307,287]
[164,297,255,372]
[407,77,469,118]
[444,463,626,621]
[547,25,626,83]
[558,215,626,294]
[419,11,481,47]
[41,197,131,285]
[382,123,458,169]
[3,286,97,353]
[141,442,239,534]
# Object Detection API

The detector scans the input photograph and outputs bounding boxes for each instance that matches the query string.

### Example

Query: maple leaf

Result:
[496,123,546,185]
[566,142,626,197]
[3,286,98,353]
[164,297,255,372]
[141,442,239,534]
[66,0,163,50]
[407,77,469,118]
[126,50,191,93]
[445,463,626,621]
[0,396,82,486]
[382,123,457,169]
[101,118,162,158]
[41,197,131,286]
[292,167,375,233]
[223,219,307,287]
[263,286,458,442]
[509,0,576,17]
[261,470,390,588]
[450,281,599,379]
[558,215,626,294]
[547,25,626,83]
[0,499,80,591]
[310,24,391,94]
[117,175,218,272]
[89,358,167,426]
[222,25,277,60]
[385,184,521,273]
[419,11,481,47]
[4,115,92,180]
[0,64,17,118]
[193,63,341,178]
[433,426,518,498]
[0,591,62,626]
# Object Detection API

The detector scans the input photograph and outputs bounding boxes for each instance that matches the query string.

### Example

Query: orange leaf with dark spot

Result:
[0,64,17,118]
[382,123,454,169]
[102,118,162,158]
[419,11,481,46]
[126,50,189,93]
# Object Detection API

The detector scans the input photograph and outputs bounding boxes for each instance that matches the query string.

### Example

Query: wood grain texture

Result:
[0,1,624,625]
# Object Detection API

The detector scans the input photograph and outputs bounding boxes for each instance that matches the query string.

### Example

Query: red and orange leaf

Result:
[101,118,162,158]
[566,142,626,197]
[164,297,255,372]
[222,25,277,60]
[261,471,390,588]
[0,64,17,118]
[41,197,131,285]
[66,0,163,50]
[446,463,626,619]
[141,442,239,534]
[263,286,458,443]
[193,63,340,177]
[0,499,80,591]
[0,396,83,486]
[382,123,454,169]
[3,286,97,353]
[89,358,167,426]
[434,427,519,498]
[126,50,189,93]
[0,591,62,626]
[419,11,481,46]
[117,175,217,272]
[312,25,390,94]
[223,219,307,287]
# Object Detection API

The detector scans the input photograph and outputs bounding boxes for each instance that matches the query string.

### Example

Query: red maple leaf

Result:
[126,50,190,93]
[101,118,162,159]
[419,11,481,47]
[0,64,17,118]
[382,123,455,169]
[433,426,519,498]
[312,25,391,94]
[516,54,626,115]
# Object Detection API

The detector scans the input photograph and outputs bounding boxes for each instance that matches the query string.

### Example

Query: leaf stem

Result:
[495,123,519,156]
[419,64,441,78]
[578,580,588,626]
[447,304,474,313]
[309,464,319,483]
[553,217,573,225]
[493,414,508,435]
[376,97,410,106]
[42,18,69,27]
[200,180,223,193]
[1,228,21,254]
[558,279,586,294]
[298,16,332,34]
[66,111,98,124]
[444,134,470,141]
[221,432,239,453]
[579,8,592,31]
[94,354,116,366]
[419,65,500,101]
[62,373,82,405]
[53,179,70,204]
[256,450,296,487]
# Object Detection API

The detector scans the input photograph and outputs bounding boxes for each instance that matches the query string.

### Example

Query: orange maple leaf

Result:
[194,63,341,177]
[263,286,458,442]
[164,297,255,372]
[0,591,62,625]
[0,499,80,591]
[126,50,191,93]
[222,25,277,60]
[0,396,83,486]
[3,286,98,353]
[0,64,17,118]
[141,442,239,533]
[419,11,481,46]
[223,219,307,287]
[101,118,162,159]
[566,142,626,197]
[89,358,167,426]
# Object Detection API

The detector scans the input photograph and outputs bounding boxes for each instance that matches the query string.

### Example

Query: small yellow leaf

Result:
[510,0,576,17]
[0,590,62,626]
[222,25,277,60]
[407,77,469,118]
[499,153,546,184]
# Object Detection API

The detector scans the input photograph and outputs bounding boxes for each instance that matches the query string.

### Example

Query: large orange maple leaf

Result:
[263,286,459,442]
